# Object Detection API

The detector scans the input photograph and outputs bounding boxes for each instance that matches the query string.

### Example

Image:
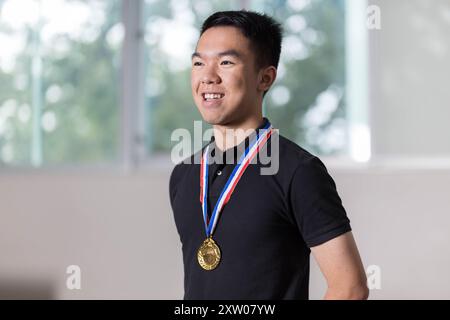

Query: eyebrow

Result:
[191,50,242,60]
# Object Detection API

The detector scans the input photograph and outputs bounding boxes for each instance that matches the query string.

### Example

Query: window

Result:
[0,0,122,167]
[0,0,358,168]
[263,0,347,156]
[144,0,348,157]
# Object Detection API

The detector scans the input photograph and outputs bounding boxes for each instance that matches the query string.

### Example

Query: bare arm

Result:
[310,231,369,300]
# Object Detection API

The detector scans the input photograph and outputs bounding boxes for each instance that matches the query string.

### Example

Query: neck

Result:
[213,114,264,152]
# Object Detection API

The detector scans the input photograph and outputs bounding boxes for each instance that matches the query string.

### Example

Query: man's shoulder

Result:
[276,133,318,167]
[275,133,336,188]
[169,145,205,185]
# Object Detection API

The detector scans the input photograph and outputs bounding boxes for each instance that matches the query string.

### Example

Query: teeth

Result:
[203,93,224,100]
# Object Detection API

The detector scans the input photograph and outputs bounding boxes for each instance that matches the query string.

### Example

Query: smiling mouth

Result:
[202,93,225,101]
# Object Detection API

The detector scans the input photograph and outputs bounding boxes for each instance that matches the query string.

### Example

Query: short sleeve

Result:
[289,156,351,247]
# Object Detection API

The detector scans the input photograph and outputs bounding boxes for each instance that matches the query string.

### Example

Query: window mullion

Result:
[120,0,146,171]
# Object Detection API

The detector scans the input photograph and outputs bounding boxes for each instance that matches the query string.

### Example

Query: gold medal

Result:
[197,237,221,271]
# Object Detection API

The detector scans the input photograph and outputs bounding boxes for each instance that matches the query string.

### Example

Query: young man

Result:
[169,10,369,300]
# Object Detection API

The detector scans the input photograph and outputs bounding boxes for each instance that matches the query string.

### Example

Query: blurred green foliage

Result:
[0,0,346,166]
[147,0,346,155]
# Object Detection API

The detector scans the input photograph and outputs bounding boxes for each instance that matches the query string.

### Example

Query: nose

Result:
[201,65,221,84]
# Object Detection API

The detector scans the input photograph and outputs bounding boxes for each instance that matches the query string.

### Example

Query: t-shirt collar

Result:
[208,117,270,164]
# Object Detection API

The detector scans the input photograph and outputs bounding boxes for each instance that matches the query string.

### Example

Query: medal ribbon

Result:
[199,121,273,238]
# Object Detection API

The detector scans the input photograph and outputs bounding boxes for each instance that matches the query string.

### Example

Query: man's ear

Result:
[258,66,277,93]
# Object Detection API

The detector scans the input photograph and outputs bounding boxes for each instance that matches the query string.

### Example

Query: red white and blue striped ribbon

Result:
[199,121,273,238]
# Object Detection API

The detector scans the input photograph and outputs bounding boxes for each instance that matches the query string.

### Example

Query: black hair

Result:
[200,10,283,71]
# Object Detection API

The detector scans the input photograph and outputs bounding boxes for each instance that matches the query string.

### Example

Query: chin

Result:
[200,114,223,126]
[196,107,223,125]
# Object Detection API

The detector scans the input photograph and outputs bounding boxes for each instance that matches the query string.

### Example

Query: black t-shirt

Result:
[169,118,351,300]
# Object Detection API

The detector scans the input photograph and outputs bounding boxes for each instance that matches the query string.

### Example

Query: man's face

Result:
[191,26,261,126]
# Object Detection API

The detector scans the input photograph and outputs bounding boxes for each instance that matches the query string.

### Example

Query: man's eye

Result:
[221,60,234,65]
[193,61,203,66]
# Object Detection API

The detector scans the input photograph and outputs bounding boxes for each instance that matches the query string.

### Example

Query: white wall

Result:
[0,168,182,299]
[1,164,450,299]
